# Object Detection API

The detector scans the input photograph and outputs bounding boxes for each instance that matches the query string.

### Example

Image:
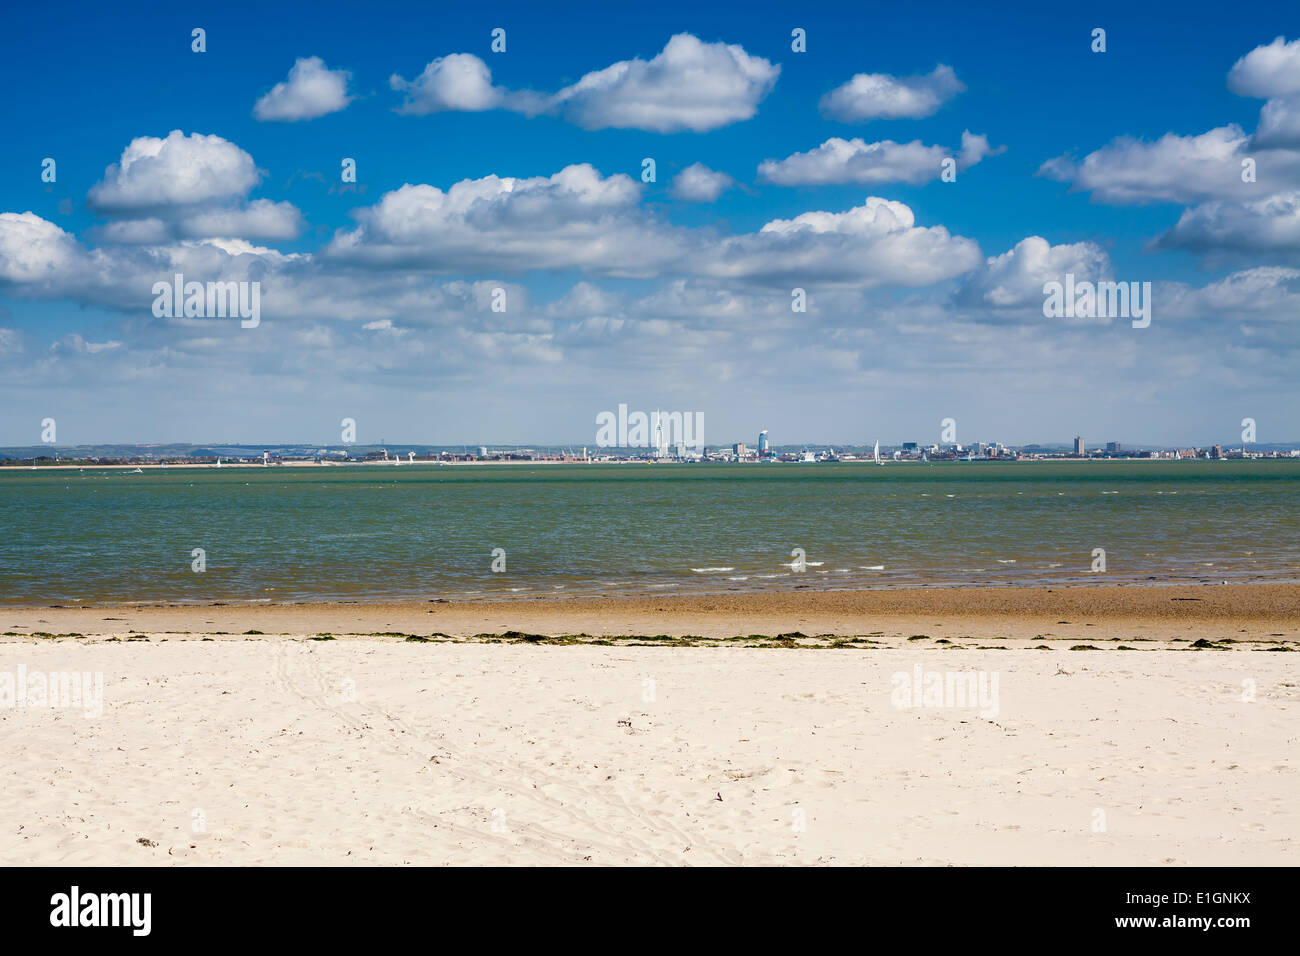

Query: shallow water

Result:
[1,460,1297,605]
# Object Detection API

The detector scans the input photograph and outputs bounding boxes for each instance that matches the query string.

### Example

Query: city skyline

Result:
[5,429,1298,461]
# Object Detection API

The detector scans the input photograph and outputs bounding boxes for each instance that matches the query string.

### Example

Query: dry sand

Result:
[1,583,1296,866]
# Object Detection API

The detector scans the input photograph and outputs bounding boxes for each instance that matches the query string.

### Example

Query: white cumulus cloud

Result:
[669,163,734,201]
[1037,126,1274,204]
[254,56,353,121]
[88,131,262,212]
[392,34,778,133]
[551,33,778,132]
[759,131,1002,186]
[0,212,82,283]
[390,53,509,114]
[1153,189,1300,254]
[819,64,964,122]
[1227,36,1300,98]
[961,236,1111,309]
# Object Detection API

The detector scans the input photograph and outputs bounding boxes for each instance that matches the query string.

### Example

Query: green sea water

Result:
[1,460,1297,605]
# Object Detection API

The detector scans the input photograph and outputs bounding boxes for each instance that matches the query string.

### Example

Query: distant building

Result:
[733,443,747,457]
[758,430,769,456]
[1212,444,1223,459]
[478,446,488,458]
[1073,437,1085,456]
[1106,441,1121,454]
[902,442,918,453]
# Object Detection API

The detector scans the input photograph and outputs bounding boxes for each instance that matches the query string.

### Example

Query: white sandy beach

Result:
[1,631,1294,866]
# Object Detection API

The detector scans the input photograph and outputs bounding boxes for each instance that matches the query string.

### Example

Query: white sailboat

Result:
[873,440,882,465]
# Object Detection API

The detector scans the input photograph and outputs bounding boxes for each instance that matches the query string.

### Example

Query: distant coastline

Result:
[4,455,1298,471]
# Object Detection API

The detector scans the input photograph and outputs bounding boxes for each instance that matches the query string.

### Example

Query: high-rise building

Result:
[1106,441,1121,454]
[651,412,669,458]
[733,442,747,458]
[758,430,769,456]
[1073,437,1085,456]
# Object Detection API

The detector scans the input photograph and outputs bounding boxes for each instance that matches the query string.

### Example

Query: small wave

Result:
[691,566,735,573]
[859,565,885,570]
[727,575,749,581]
[996,559,1017,564]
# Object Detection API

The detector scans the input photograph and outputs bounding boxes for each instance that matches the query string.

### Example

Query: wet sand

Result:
[4,581,1297,642]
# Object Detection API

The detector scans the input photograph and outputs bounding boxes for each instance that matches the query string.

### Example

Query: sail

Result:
[873,440,881,464]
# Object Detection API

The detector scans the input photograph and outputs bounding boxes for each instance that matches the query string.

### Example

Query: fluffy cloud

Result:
[326,165,984,289]
[1227,36,1300,98]
[1039,124,1300,205]
[390,53,510,114]
[1043,38,1300,203]
[0,210,310,316]
[94,200,304,244]
[1038,126,1265,204]
[1153,190,1300,254]
[960,236,1111,309]
[1230,37,1300,149]
[1038,37,1300,262]
[0,212,81,283]
[669,163,734,201]
[88,131,262,212]
[324,164,664,274]
[701,197,983,288]
[83,132,304,245]
[391,34,778,132]
[175,200,305,240]
[1159,266,1300,320]
[254,57,353,121]
[551,34,778,132]
[1253,95,1300,149]
[758,131,1001,186]
[819,65,963,122]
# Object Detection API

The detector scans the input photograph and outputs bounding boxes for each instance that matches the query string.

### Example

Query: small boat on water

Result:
[873,440,883,465]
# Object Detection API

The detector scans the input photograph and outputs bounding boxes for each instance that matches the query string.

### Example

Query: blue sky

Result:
[0,0,1297,447]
